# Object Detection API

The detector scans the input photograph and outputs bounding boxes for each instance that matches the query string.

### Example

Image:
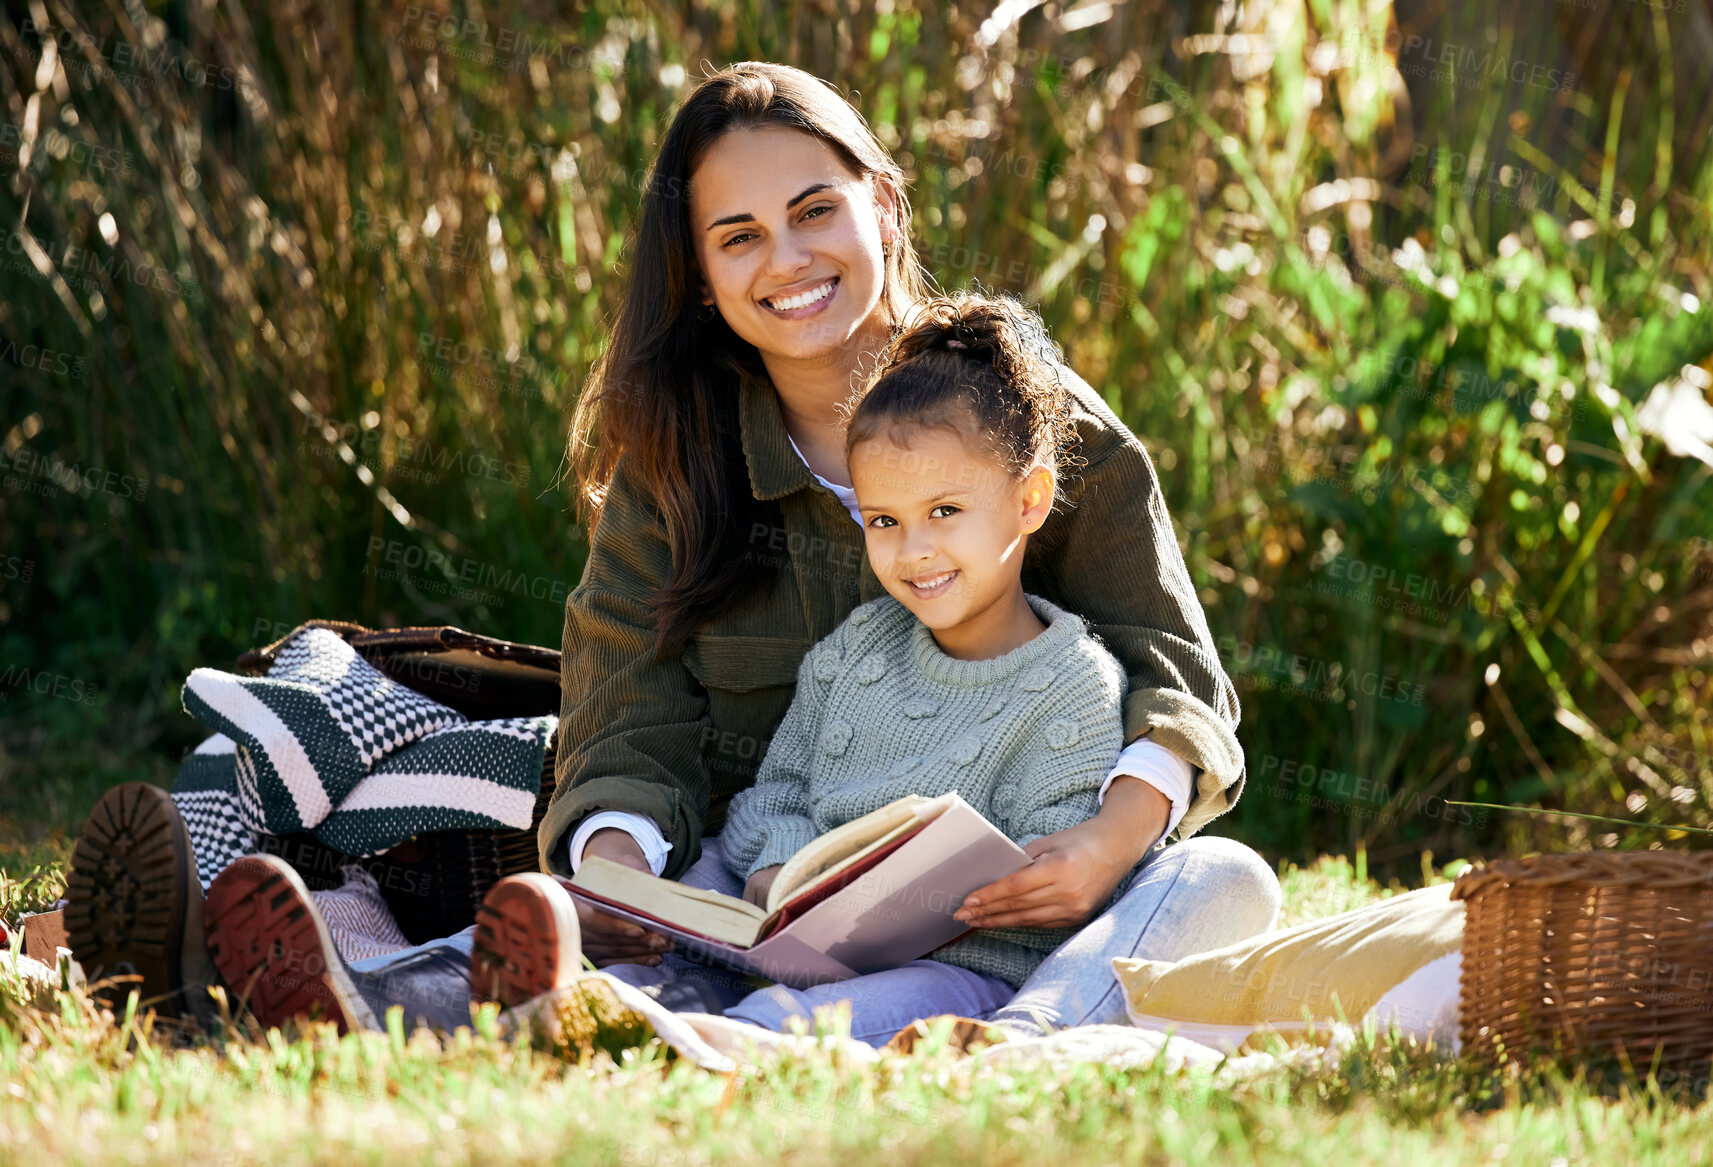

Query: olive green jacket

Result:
[539,368,1246,880]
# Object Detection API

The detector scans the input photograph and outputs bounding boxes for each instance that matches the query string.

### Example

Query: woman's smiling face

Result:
[690,125,897,364]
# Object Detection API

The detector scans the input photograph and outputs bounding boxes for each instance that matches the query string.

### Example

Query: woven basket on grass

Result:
[1452,851,1713,1073]
[235,620,562,944]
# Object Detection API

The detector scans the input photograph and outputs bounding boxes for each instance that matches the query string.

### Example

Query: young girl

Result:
[473,294,1131,1041]
[708,293,1129,1040]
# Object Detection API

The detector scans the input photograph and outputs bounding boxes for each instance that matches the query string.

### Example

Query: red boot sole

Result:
[204,855,377,1034]
[472,873,583,1009]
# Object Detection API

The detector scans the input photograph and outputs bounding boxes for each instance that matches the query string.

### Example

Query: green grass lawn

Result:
[4,831,1711,1166]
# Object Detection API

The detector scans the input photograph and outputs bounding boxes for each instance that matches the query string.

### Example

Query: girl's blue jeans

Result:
[345,830,1281,1048]
[601,829,1282,1047]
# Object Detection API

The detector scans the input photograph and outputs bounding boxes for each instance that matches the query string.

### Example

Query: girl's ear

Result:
[1020,466,1056,533]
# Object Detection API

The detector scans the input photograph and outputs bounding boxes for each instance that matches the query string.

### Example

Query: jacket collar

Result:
[738,368,815,501]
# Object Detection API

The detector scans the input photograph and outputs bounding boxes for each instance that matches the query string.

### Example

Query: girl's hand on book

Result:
[743,864,784,908]
[953,822,1132,929]
[955,783,1169,929]
[577,828,675,966]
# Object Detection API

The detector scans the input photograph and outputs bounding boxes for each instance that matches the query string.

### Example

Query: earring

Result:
[697,302,717,322]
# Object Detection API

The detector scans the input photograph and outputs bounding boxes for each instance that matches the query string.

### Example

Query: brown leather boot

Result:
[883,1014,1010,1056]
[64,783,221,1023]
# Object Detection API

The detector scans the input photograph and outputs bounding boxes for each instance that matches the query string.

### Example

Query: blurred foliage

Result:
[0,0,1709,872]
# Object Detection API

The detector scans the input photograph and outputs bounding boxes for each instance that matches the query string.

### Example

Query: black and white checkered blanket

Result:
[170,627,555,890]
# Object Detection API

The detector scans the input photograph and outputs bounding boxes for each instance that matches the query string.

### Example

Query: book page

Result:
[765,792,955,913]
[570,857,768,947]
[559,794,1028,989]
[747,797,1030,981]
[757,824,923,940]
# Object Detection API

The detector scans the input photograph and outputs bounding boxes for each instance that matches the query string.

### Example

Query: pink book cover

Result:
[563,795,1029,989]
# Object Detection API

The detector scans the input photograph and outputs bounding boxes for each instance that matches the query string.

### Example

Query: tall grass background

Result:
[1,0,1710,880]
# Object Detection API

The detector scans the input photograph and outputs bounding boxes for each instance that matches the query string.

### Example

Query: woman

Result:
[536,62,1279,1036]
[110,61,1277,1038]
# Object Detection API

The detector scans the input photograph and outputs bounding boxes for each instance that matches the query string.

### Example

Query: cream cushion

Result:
[1115,884,1466,1053]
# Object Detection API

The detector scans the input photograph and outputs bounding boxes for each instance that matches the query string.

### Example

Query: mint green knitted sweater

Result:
[721,593,1126,988]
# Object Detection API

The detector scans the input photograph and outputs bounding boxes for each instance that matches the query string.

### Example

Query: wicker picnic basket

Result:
[1452,851,1713,1074]
[233,620,562,944]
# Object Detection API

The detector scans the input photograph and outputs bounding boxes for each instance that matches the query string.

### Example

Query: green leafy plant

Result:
[1,0,1707,872]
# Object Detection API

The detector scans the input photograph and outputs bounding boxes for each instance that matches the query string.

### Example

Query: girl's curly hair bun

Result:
[843,291,1083,485]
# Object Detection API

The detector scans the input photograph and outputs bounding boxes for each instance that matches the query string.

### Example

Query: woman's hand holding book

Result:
[577,828,676,966]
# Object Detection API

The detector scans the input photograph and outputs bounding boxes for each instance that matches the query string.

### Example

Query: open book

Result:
[563,792,1029,988]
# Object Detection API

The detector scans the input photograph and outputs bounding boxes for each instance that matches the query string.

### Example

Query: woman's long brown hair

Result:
[567,62,931,654]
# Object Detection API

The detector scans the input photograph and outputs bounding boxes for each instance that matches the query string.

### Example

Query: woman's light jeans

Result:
[600,829,1282,1046]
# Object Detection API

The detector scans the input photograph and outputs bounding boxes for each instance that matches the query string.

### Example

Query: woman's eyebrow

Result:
[704,182,835,231]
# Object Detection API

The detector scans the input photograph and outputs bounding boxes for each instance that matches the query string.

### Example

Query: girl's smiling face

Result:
[850,422,1055,658]
[690,126,897,364]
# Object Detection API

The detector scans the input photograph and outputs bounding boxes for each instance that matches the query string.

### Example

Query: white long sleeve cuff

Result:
[1099,738,1194,841]
[568,811,673,876]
